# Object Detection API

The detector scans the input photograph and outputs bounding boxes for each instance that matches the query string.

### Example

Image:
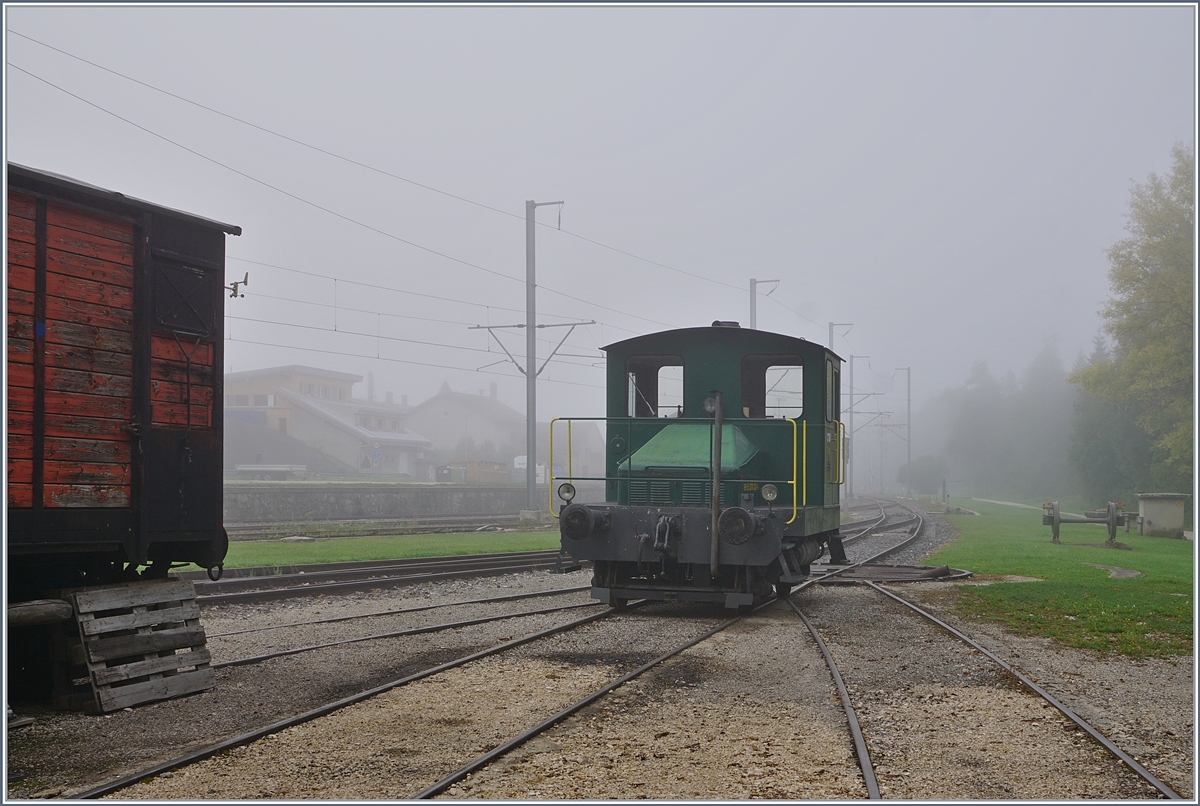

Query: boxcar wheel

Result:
[610,597,628,611]
[775,582,792,599]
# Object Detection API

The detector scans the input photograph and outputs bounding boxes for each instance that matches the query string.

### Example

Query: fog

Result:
[5,5,1194,474]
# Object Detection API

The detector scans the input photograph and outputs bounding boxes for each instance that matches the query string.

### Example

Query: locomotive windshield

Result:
[625,355,683,417]
[741,354,803,418]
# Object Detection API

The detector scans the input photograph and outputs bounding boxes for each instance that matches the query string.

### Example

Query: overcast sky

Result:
[5,4,1195,455]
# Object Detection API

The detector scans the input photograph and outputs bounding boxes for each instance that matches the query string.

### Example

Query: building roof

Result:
[225,365,363,384]
[9,163,241,235]
[411,382,525,426]
[276,388,431,448]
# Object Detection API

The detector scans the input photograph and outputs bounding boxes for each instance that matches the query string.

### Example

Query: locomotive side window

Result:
[741,354,803,418]
[625,355,683,417]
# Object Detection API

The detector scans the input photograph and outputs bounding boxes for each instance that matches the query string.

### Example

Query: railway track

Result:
[224,514,541,541]
[189,550,581,606]
[23,500,1187,799]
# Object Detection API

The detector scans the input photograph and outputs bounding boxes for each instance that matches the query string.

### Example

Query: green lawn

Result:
[195,530,563,570]
[927,498,1193,658]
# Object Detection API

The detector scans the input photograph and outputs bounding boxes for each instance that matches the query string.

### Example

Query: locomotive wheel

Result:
[775,582,792,599]
[610,597,628,611]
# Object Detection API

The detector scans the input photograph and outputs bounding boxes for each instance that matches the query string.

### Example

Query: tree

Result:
[1071,144,1194,492]
[897,455,948,496]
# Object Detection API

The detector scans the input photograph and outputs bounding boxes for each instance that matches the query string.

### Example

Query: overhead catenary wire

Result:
[224,314,603,370]
[10,62,697,334]
[9,29,748,295]
[224,336,606,389]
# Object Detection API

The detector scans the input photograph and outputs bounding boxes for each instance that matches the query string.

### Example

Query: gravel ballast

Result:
[5,505,1193,800]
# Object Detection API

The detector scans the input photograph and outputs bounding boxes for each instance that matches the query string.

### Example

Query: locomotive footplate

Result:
[592,585,755,608]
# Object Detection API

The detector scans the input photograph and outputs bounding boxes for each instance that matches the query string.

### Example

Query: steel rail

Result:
[862,580,1182,800]
[206,585,591,638]
[197,556,569,607]
[73,606,626,800]
[195,550,565,592]
[782,597,879,799]
[213,601,601,669]
[411,595,785,799]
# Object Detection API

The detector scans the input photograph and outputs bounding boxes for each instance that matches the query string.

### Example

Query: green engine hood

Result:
[619,423,760,476]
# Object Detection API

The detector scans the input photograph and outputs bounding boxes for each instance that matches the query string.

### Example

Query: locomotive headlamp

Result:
[557,482,577,503]
[761,484,779,502]
[702,397,718,414]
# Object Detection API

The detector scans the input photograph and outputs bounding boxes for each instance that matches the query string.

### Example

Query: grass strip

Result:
[926,498,1192,659]
[189,531,562,570]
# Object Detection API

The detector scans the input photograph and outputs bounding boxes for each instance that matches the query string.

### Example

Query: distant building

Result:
[224,365,361,436]
[405,381,605,479]
[224,366,432,477]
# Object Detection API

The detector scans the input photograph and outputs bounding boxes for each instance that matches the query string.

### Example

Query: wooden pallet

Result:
[51,577,213,713]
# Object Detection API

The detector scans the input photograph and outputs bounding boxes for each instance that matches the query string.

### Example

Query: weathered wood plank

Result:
[44,484,130,508]
[46,271,134,312]
[8,237,36,271]
[44,342,131,376]
[6,382,33,412]
[44,413,128,441]
[151,401,212,428]
[151,378,215,406]
[8,313,34,342]
[47,202,134,245]
[46,225,134,266]
[42,461,130,487]
[45,437,131,465]
[8,433,33,460]
[7,211,35,244]
[45,248,134,288]
[8,190,37,221]
[7,264,35,293]
[95,667,214,712]
[8,336,33,367]
[45,320,134,354]
[91,647,210,686]
[9,409,33,436]
[8,483,33,508]
[45,292,133,332]
[8,287,34,317]
[150,336,213,366]
[8,458,33,485]
[82,625,206,662]
[44,367,133,398]
[151,357,215,387]
[8,361,34,390]
[43,390,131,421]
[70,579,196,613]
[81,601,201,636]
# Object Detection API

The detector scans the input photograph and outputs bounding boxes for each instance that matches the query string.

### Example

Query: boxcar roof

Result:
[8,163,242,236]
[604,324,843,362]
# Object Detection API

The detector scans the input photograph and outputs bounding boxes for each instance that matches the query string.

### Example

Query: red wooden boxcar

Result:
[7,164,240,598]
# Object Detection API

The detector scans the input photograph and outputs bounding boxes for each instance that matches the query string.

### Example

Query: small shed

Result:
[1136,493,1191,538]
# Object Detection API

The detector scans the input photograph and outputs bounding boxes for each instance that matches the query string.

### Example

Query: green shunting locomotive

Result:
[552,321,848,609]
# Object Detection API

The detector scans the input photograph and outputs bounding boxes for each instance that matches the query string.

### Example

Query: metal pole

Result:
[524,199,564,513]
[905,368,911,499]
[709,391,723,579]
[749,279,778,330]
[896,367,911,498]
[828,322,852,349]
[525,201,536,512]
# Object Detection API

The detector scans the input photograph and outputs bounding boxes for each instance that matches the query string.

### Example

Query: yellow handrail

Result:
[548,417,560,517]
[837,420,847,484]
[785,418,798,524]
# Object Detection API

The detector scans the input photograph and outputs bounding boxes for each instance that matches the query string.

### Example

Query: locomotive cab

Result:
[553,322,845,608]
